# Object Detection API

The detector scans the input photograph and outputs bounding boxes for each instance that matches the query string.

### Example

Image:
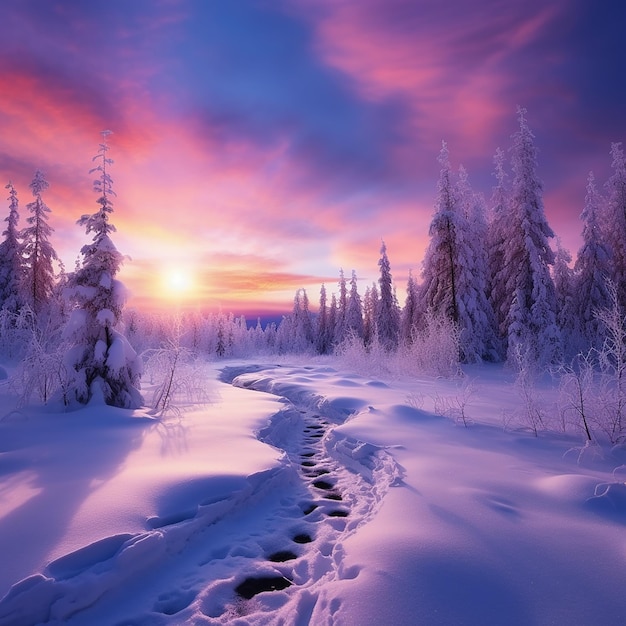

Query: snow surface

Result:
[1,360,626,625]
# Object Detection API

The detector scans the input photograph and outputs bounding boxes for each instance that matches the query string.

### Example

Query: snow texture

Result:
[2,359,626,624]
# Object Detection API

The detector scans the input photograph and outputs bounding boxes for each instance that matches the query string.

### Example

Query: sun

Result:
[161,266,196,297]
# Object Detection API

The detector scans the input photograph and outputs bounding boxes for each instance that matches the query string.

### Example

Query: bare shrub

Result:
[510,343,549,436]
[431,382,475,427]
[556,351,596,442]
[593,283,626,443]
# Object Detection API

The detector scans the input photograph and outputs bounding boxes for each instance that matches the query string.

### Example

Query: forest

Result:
[0,109,625,439]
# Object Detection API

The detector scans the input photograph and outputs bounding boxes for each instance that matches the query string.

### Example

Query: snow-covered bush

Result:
[337,312,460,379]
[10,324,70,407]
[403,312,461,377]
[142,318,211,417]
[336,332,393,378]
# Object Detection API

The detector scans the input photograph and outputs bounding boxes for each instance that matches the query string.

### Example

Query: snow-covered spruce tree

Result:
[377,240,400,351]
[345,270,364,339]
[494,108,560,366]
[455,165,500,361]
[63,132,143,408]
[573,172,612,350]
[420,144,498,362]
[22,170,59,319]
[552,240,577,356]
[363,281,379,347]
[421,143,461,326]
[0,183,24,314]
[604,143,626,312]
[293,288,314,352]
[278,288,315,353]
[316,283,332,354]
[487,147,511,337]
[333,269,348,345]
[327,293,338,351]
[401,269,420,344]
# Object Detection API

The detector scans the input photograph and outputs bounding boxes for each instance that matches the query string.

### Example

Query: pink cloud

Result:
[291,0,568,162]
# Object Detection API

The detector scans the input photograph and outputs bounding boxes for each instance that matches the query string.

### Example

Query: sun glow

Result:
[160,266,197,299]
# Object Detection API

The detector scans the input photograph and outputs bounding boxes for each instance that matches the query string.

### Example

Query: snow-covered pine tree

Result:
[604,143,626,312]
[328,293,338,350]
[487,147,510,337]
[574,172,612,350]
[0,182,24,314]
[496,108,560,365]
[63,131,143,408]
[345,270,364,339]
[297,288,314,350]
[22,170,59,319]
[377,240,400,350]
[316,283,331,354]
[334,269,348,344]
[455,165,500,361]
[362,285,374,346]
[552,239,577,356]
[421,144,498,362]
[401,270,420,344]
[282,288,314,353]
[421,143,461,325]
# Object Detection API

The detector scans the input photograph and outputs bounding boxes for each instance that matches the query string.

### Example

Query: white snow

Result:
[1,359,626,625]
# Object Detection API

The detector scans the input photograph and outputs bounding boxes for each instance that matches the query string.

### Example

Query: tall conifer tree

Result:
[604,143,626,311]
[0,183,24,313]
[574,172,612,349]
[64,131,143,408]
[22,170,58,318]
[495,108,560,365]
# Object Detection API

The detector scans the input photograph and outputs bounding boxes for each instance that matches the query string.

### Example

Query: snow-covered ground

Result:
[1,359,626,625]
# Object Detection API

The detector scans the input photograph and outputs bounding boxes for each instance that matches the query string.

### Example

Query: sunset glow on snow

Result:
[0,0,624,315]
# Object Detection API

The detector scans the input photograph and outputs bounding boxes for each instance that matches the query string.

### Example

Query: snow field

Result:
[2,360,626,624]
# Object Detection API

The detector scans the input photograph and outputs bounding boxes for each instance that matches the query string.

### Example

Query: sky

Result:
[0,0,624,316]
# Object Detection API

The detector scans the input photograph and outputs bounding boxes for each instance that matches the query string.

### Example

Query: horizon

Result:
[0,1,625,313]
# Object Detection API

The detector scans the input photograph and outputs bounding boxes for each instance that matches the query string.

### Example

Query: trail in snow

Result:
[0,364,399,625]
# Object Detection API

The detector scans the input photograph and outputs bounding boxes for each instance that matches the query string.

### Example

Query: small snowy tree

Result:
[401,270,420,344]
[377,241,400,350]
[333,269,348,344]
[63,131,143,408]
[22,170,59,319]
[316,283,332,354]
[363,282,379,347]
[553,240,576,356]
[328,293,338,351]
[603,143,626,312]
[0,183,24,314]
[345,270,364,339]
[574,172,612,350]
